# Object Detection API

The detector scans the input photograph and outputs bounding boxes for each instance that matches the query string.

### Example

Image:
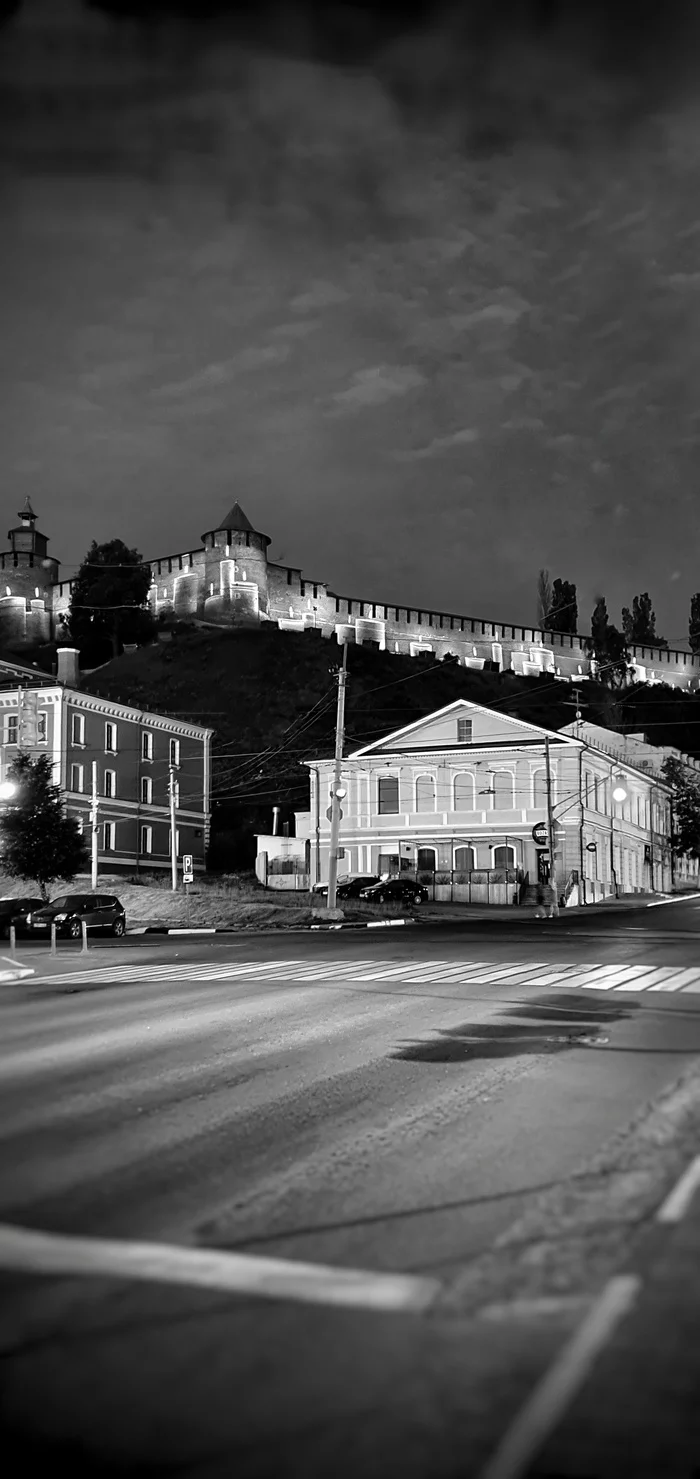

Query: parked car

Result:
[359,878,429,906]
[24,894,127,939]
[312,873,381,900]
[0,896,45,939]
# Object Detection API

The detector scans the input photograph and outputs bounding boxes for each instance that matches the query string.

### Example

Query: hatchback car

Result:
[314,873,380,901]
[359,878,429,906]
[0,896,45,939]
[25,894,127,939]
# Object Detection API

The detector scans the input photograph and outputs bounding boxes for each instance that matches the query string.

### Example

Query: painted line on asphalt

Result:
[647,894,700,907]
[476,1274,641,1479]
[656,1154,700,1223]
[0,1223,438,1314]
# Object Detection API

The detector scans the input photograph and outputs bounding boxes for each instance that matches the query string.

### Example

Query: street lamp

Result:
[0,781,17,801]
[612,776,628,804]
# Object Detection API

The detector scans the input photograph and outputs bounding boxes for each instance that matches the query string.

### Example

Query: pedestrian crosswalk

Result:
[27,956,700,994]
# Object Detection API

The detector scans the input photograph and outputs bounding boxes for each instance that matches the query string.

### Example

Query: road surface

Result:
[2,895,700,1476]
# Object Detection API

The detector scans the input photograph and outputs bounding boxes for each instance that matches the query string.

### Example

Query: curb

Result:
[130,919,419,936]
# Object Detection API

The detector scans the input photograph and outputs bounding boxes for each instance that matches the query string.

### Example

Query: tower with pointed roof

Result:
[0,499,60,649]
[198,501,272,626]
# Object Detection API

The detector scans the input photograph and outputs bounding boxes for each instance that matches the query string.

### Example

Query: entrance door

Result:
[536,850,550,884]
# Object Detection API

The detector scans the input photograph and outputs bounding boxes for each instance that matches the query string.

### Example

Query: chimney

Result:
[56,647,80,688]
[272,805,280,836]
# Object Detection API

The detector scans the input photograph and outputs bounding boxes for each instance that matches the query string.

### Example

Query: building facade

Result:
[294,700,675,904]
[1,498,697,691]
[0,657,212,875]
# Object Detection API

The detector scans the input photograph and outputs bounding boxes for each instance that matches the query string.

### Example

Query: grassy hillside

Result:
[79,626,700,867]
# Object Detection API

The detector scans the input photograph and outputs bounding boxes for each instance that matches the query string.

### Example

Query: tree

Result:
[689,594,700,654]
[661,757,700,859]
[621,592,667,648]
[589,596,631,688]
[69,539,156,664]
[0,753,88,900]
[546,577,578,634]
[536,568,552,629]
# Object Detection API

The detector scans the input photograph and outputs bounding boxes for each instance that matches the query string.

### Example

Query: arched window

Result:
[417,847,437,873]
[492,771,514,810]
[493,845,516,868]
[453,772,475,811]
[532,769,547,808]
[415,774,436,812]
[454,845,476,871]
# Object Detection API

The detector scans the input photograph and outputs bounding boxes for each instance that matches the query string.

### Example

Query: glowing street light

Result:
[612,775,629,803]
[0,781,17,801]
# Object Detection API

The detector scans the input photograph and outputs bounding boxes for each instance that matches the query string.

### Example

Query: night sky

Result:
[1,0,698,643]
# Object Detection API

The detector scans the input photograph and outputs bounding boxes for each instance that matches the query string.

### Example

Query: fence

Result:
[416,867,521,906]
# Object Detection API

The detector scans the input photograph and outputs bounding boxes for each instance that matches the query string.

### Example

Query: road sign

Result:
[325,806,343,821]
[182,854,194,883]
[586,842,597,852]
[532,822,548,845]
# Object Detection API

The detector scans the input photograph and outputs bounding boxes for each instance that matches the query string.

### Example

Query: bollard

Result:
[81,919,89,954]
[9,924,16,957]
[50,922,57,957]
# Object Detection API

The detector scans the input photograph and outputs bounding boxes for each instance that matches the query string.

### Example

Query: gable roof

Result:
[348,698,582,759]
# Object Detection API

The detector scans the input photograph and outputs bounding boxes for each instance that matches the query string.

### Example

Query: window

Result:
[491,643,503,669]
[37,711,47,744]
[532,769,547,808]
[169,738,180,768]
[492,771,514,810]
[453,772,475,811]
[415,774,436,812]
[140,825,153,855]
[103,770,116,799]
[71,713,85,746]
[103,821,116,851]
[378,852,399,877]
[417,847,437,873]
[493,844,516,868]
[454,845,476,871]
[4,714,18,746]
[141,730,153,761]
[105,722,117,753]
[70,763,84,794]
[457,718,473,744]
[141,775,153,805]
[377,775,399,814]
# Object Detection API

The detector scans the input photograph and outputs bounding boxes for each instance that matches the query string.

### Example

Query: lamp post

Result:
[326,644,348,913]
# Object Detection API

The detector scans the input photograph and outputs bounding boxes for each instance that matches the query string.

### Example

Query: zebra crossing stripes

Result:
[26,957,700,995]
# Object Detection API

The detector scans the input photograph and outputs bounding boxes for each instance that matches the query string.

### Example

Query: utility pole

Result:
[544,736,559,917]
[326,645,348,913]
[91,761,99,889]
[169,764,178,892]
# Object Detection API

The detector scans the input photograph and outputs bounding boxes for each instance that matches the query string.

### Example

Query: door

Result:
[536,850,550,884]
[81,896,103,929]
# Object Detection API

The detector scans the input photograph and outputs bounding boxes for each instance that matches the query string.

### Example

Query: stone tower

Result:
[0,499,59,648]
[200,502,271,626]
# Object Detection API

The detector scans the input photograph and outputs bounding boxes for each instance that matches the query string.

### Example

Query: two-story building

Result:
[0,650,212,875]
[295,699,674,904]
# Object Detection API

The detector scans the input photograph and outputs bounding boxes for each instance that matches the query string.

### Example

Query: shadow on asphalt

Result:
[390,992,637,1064]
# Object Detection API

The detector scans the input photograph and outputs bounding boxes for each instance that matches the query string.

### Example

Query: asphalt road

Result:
[2,897,700,1477]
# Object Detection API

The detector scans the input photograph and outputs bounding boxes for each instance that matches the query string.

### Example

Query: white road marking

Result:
[656,1154,700,1223]
[647,894,700,907]
[0,1223,438,1314]
[477,1275,641,1479]
[26,957,700,997]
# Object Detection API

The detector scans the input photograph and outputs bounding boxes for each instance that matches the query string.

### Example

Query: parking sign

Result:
[183,854,194,883]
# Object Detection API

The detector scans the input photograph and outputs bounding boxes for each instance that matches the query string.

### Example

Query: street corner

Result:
[0,956,34,981]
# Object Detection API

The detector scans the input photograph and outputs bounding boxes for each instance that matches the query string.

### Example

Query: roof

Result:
[214,502,255,534]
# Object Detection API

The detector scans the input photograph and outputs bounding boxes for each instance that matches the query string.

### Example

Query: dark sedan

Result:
[0,896,45,939]
[312,874,380,900]
[359,877,429,906]
[25,894,127,940]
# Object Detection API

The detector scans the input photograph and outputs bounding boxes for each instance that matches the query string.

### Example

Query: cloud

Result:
[390,427,480,461]
[327,363,425,414]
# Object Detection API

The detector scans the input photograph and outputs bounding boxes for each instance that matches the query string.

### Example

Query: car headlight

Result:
[25,913,32,924]
[53,913,67,922]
